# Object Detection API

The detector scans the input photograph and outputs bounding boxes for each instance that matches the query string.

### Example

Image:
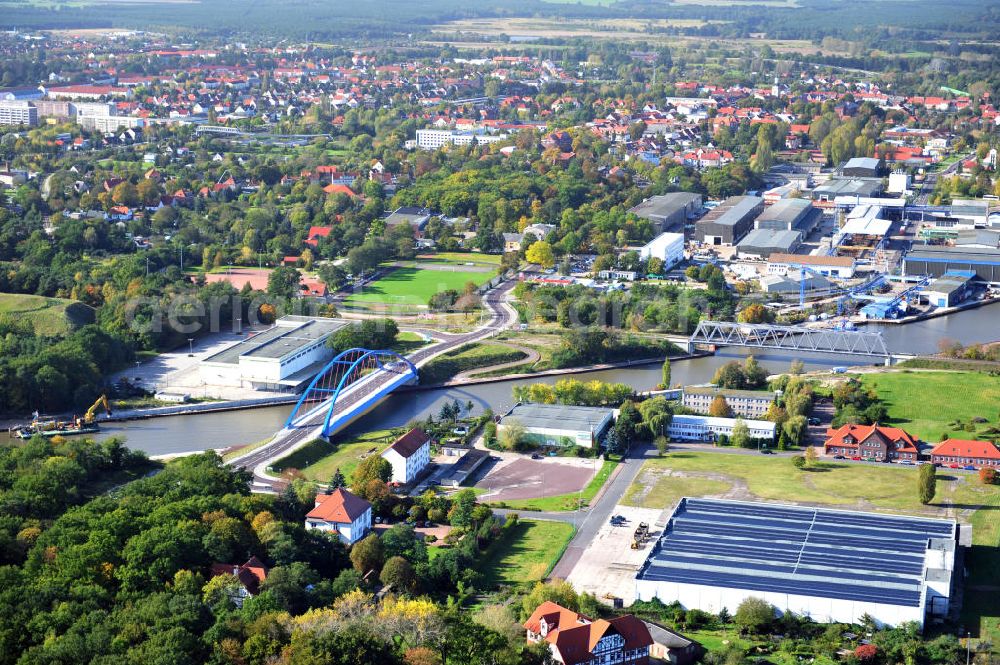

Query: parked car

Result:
[964,465,976,471]
[851,456,862,461]
[899,460,914,465]
[452,426,468,435]
[807,417,821,426]
[833,455,846,460]
[948,464,962,469]
[530,453,542,460]
[759,449,774,454]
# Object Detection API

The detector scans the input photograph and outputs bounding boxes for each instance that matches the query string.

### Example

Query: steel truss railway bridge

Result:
[688,321,895,362]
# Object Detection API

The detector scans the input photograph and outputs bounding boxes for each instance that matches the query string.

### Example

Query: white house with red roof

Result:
[823,423,920,462]
[208,556,269,607]
[380,428,431,484]
[523,601,653,665]
[305,488,372,544]
[930,439,1000,469]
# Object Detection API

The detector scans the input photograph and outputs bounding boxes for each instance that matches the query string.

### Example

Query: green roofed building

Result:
[499,402,614,449]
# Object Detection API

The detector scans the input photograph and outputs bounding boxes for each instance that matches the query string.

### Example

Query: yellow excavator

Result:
[13,395,112,439]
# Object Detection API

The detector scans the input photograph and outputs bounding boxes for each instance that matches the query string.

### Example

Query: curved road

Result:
[229,280,518,489]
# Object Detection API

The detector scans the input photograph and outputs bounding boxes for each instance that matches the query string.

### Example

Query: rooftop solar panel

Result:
[638,498,955,611]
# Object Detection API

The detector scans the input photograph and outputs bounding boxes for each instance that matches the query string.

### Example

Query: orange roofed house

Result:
[524,601,652,665]
[305,488,372,545]
[209,556,269,607]
[930,439,1000,469]
[823,424,920,462]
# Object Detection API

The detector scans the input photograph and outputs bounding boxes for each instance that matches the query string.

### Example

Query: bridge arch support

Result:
[284,347,417,437]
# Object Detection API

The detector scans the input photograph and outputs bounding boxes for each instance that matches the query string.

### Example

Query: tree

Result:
[743,356,768,389]
[380,556,416,592]
[731,418,750,448]
[918,464,936,504]
[329,468,346,491]
[351,455,392,494]
[783,415,807,447]
[499,420,526,451]
[350,533,385,575]
[789,359,804,375]
[734,597,774,634]
[791,455,806,469]
[712,361,746,390]
[979,467,997,485]
[654,435,670,456]
[329,318,399,353]
[267,266,301,299]
[737,303,772,324]
[525,240,555,268]
[660,358,671,389]
[804,445,818,468]
[708,395,734,418]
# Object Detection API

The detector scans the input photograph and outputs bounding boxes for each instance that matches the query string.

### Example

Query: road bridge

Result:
[228,281,517,490]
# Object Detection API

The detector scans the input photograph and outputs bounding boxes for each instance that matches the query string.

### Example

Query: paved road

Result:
[914,152,971,205]
[229,280,518,489]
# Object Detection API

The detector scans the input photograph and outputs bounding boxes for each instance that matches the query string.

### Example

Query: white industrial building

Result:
[639,232,685,271]
[767,253,857,279]
[668,414,775,442]
[499,402,614,449]
[0,101,38,126]
[635,498,956,628]
[199,316,349,391]
[415,129,507,150]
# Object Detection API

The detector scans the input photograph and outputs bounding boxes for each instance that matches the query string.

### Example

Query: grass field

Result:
[624,451,1000,644]
[418,343,528,385]
[476,519,575,588]
[272,429,397,482]
[859,370,1000,442]
[342,258,495,309]
[0,293,94,335]
[490,458,618,511]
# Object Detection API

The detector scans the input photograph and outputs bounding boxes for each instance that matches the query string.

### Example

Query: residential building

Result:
[384,206,432,236]
[499,403,614,449]
[695,196,764,246]
[415,128,506,150]
[380,427,432,484]
[503,232,524,253]
[304,488,372,545]
[767,253,856,279]
[524,601,653,665]
[930,439,1000,468]
[668,414,775,442]
[638,232,685,271]
[681,387,777,419]
[199,315,349,391]
[823,423,920,461]
[628,193,702,233]
[78,115,145,132]
[635,498,956,628]
[208,556,269,607]
[0,101,38,126]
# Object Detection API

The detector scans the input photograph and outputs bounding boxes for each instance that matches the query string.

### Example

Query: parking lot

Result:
[565,506,665,605]
[474,456,599,502]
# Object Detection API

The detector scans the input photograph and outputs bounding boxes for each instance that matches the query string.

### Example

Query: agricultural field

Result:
[342,256,496,310]
[475,519,575,588]
[0,293,94,335]
[859,370,1000,442]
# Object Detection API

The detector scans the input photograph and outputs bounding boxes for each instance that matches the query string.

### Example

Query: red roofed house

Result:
[304,225,333,247]
[524,601,653,665]
[209,556,269,607]
[823,423,920,462]
[305,488,372,544]
[380,428,431,484]
[930,439,1000,469]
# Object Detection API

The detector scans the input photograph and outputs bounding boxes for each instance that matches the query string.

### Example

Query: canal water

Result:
[11,302,1000,457]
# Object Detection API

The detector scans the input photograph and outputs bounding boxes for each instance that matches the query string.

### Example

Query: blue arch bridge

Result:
[285,347,418,438]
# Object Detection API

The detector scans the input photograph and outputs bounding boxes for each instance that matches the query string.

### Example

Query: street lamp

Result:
[187,338,194,357]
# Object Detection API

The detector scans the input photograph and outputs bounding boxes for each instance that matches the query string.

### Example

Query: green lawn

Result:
[421,252,502,266]
[0,293,94,335]
[419,343,528,384]
[476,519,575,588]
[343,260,495,308]
[272,429,397,482]
[393,331,429,355]
[860,370,1000,442]
[489,459,618,511]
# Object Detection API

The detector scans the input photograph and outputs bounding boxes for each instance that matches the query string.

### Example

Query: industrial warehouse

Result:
[635,498,956,628]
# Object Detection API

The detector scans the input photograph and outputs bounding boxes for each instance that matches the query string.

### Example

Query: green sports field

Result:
[343,258,496,309]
